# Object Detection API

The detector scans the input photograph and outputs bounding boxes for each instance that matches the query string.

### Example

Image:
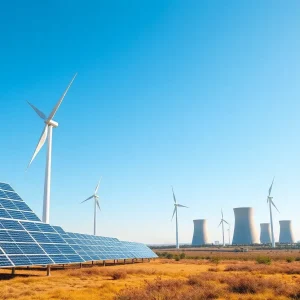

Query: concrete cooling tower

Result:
[192,219,209,246]
[260,223,271,244]
[232,207,259,245]
[279,220,295,244]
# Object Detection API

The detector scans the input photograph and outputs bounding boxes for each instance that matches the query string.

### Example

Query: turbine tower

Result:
[218,209,229,247]
[227,225,231,245]
[81,178,102,235]
[266,178,279,248]
[171,187,188,249]
[27,74,77,224]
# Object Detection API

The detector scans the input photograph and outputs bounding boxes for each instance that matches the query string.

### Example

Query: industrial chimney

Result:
[232,207,259,245]
[260,223,271,244]
[279,220,295,244]
[192,219,209,246]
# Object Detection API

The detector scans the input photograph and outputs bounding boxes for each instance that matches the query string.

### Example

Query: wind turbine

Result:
[27,74,77,224]
[81,178,102,235]
[218,209,229,247]
[267,178,279,248]
[227,225,231,245]
[171,187,188,249]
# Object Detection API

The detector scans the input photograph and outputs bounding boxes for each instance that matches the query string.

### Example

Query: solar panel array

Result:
[0,182,157,268]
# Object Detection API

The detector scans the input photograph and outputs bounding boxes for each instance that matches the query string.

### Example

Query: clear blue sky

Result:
[1,1,300,244]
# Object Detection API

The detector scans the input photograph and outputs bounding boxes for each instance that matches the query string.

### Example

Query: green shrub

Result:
[210,257,221,265]
[174,255,180,261]
[286,257,295,263]
[111,270,127,280]
[166,253,174,259]
[256,256,271,265]
[179,253,186,259]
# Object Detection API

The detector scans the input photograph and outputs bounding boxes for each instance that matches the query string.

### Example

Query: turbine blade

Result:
[96,198,101,211]
[221,209,223,219]
[27,101,47,120]
[81,195,94,203]
[271,200,280,213]
[27,125,48,168]
[223,220,229,225]
[218,220,222,227]
[47,73,77,122]
[268,177,275,197]
[177,204,188,208]
[171,207,176,221]
[95,177,102,194]
[172,186,177,204]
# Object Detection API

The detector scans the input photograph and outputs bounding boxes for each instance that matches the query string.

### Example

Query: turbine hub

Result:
[46,119,59,127]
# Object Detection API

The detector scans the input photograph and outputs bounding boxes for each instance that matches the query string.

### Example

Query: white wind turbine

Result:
[267,178,279,248]
[171,187,188,249]
[218,209,229,247]
[81,179,102,235]
[27,74,77,224]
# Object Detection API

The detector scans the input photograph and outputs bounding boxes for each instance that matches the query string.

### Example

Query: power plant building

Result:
[192,219,209,246]
[232,207,259,245]
[260,223,271,244]
[279,220,295,244]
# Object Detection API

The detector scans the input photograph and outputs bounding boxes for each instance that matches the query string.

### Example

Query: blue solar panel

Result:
[40,244,61,254]
[0,199,18,210]
[28,255,53,265]
[0,255,13,267]
[18,243,45,255]
[8,231,35,243]
[7,210,27,220]
[0,182,157,269]
[22,212,41,222]
[50,255,69,264]
[13,201,32,212]
[9,255,32,266]
[0,220,24,230]
[0,183,14,192]
[1,243,23,254]
[30,232,52,243]
[0,209,11,219]
[5,191,23,201]
[0,231,13,242]
[36,223,56,233]
[20,221,41,232]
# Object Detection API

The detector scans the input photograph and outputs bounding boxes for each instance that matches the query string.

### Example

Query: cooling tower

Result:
[192,219,209,246]
[279,220,295,244]
[232,207,259,245]
[260,223,271,244]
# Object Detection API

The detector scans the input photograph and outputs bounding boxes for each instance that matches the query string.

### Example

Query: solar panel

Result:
[0,182,157,269]
[0,182,84,268]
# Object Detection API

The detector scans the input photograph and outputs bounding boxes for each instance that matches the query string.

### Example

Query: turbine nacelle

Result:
[45,119,59,128]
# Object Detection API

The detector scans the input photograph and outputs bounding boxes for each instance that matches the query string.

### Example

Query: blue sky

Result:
[1,1,300,244]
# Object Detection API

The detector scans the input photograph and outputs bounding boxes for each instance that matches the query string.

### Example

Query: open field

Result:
[2,250,300,299]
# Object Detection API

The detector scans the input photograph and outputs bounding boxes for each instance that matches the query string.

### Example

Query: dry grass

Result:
[1,255,300,299]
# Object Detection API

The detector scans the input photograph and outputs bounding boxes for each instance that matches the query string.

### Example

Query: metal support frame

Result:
[46,265,51,276]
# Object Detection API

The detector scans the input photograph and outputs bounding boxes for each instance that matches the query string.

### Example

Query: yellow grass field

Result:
[1,251,300,299]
